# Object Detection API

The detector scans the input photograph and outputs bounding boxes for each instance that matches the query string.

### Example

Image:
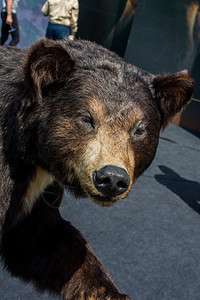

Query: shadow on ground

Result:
[183,128,200,139]
[155,165,200,214]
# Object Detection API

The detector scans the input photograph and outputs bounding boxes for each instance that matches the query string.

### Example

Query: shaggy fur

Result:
[0,38,194,299]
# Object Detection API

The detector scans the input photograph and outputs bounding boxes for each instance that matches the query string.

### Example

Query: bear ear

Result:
[23,38,74,99]
[152,70,194,129]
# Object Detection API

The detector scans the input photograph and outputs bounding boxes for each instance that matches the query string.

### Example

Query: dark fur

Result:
[0,38,194,299]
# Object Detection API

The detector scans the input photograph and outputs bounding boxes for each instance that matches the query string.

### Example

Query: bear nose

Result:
[93,165,130,197]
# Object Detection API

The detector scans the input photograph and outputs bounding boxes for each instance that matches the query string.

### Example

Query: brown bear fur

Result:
[0,38,194,299]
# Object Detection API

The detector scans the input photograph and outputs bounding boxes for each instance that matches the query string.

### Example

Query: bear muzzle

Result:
[93,165,131,198]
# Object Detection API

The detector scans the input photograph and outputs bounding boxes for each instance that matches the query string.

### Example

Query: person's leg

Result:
[54,24,70,40]
[45,22,54,40]
[9,13,20,46]
[0,12,9,45]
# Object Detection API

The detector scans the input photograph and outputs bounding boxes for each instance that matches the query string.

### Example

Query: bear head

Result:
[21,39,194,207]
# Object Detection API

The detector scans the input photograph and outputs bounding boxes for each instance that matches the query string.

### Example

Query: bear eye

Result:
[134,125,145,136]
[80,113,95,129]
[82,116,92,124]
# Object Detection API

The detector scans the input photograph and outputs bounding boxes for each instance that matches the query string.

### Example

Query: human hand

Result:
[6,14,13,26]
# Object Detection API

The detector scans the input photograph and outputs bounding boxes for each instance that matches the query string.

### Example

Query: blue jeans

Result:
[46,22,70,40]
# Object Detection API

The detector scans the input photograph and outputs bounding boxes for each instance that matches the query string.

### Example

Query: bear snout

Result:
[93,165,130,197]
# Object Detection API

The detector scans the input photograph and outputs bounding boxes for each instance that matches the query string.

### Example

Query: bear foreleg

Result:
[1,183,130,300]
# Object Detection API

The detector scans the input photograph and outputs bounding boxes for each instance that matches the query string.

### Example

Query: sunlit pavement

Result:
[0,124,200,300]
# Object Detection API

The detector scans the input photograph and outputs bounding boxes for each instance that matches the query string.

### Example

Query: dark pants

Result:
[0,12,20,46]
[46,22,70,40]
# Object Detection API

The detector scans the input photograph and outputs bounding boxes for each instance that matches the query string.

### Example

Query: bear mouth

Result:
[64,186,117,206]
[63,180,119,206]
[88,194,118,207]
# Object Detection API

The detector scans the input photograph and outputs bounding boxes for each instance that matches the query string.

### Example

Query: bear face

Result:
[18,39,193,209]
[36,75,160,207]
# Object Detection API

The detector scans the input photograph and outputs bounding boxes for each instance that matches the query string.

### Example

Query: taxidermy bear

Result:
[0,38,194,299]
